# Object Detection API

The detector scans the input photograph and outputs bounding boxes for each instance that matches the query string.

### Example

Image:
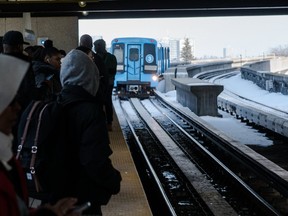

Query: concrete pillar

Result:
[171,78,223,116]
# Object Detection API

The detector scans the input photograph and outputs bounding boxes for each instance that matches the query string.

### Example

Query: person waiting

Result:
[0,54,80,216]
[94,39,117,131]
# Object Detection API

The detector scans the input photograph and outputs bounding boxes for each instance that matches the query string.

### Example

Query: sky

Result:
[155,72,288,147]
[79,15,288,58]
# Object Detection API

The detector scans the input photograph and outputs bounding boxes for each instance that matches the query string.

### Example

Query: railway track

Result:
[113,96,288,215]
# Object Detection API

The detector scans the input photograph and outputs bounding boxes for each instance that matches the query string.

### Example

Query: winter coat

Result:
[0,157,29,216]
[47,85,121,205]
[46,50,121,206]
[0,157,56,216]
[0,54,56,216]
[97,52,117,85]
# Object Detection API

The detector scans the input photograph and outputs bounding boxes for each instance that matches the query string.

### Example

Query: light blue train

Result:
[111,37,170,99]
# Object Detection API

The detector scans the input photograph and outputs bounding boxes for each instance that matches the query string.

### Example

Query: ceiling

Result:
[1,0,288,19]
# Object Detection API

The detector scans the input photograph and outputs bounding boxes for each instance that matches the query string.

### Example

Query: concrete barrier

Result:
[186,61,233,77]
[241,57,288,94]
[171,78,223,116]
[218,95,288,138]
[160,66,189,93]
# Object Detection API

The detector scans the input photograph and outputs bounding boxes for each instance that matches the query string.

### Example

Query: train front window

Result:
[129,48,139,61]
[144,44,156,64]
[113,44,124,64]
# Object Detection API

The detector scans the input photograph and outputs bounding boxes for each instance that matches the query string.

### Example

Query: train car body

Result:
[111,37,170,99]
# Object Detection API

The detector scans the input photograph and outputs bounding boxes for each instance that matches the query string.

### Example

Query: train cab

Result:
[111,37,169,99]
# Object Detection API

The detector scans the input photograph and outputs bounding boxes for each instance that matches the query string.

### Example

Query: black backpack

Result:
[16,97,71,200]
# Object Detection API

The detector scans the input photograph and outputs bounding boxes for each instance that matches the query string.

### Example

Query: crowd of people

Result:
[0,30,121,215]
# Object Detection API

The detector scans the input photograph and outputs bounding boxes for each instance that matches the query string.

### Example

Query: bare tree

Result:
[181,38,193,62]
[269,45,288,57]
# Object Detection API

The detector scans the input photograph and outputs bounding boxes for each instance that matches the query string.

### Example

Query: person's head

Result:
[60,49,99,96]
[44,47,62,70]
[2,30,30,54]
[93,39,106,54]
[0,55,29,135]
[33,46,62,70]
[79,34,93,50]
[76,46,94,61]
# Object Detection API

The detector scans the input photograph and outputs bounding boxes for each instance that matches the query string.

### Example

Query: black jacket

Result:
[47,85,121,205]
[93,53,109,103]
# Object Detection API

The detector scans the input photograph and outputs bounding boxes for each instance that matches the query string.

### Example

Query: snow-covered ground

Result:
[157,73,288,147]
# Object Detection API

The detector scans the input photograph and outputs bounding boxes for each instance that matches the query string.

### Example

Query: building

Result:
[159,37,195,62]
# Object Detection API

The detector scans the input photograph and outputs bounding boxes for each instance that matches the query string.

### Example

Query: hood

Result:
[60,49,99,97]
[0,54,29,114]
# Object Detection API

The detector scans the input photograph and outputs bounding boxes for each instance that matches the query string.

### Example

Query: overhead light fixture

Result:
[82,11,89,16]
[78,1,86,8]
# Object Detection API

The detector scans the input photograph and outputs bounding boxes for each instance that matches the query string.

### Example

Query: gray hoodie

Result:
[60,49,99,97]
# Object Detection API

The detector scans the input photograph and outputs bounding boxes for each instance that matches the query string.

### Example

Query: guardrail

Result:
[241,57,288,94]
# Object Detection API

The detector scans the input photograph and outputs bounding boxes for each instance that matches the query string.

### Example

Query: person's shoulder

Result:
[4,52,31,63]
[94,53,102,61]
[93,54,106,68]
[107,52,116,58]
[106,52,117,62]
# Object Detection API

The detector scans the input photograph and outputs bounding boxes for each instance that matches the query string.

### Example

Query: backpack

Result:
[16,97,71,200]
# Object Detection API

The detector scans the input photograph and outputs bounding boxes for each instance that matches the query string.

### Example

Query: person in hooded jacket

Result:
[46,49,121,215]
[32,46,62,100]
[0,54,80,216]
[79,34,109,106]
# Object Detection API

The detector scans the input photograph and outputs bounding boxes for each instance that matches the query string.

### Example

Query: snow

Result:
[156,73,288,146]
[215,73,288,111]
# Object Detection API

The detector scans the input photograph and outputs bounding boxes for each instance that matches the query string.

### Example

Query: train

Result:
[110,37,170,99]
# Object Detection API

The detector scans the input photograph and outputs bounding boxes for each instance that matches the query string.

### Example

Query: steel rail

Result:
[118,99,177,216]
[155,90,288,198]
[150,98,279,215]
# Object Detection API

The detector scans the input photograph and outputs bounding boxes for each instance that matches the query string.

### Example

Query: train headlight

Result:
[152,75,158,82]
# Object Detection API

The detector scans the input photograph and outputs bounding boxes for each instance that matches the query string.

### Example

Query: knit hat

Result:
[2,30,30,45]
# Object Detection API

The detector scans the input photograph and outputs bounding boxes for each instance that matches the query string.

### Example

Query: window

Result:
[113,44,124,64]
[129,48,139,61]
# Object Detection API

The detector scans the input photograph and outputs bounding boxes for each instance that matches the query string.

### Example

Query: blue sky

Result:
[79,15,288,58]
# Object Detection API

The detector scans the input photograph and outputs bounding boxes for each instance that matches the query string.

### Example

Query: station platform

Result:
[101,100,152,216]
